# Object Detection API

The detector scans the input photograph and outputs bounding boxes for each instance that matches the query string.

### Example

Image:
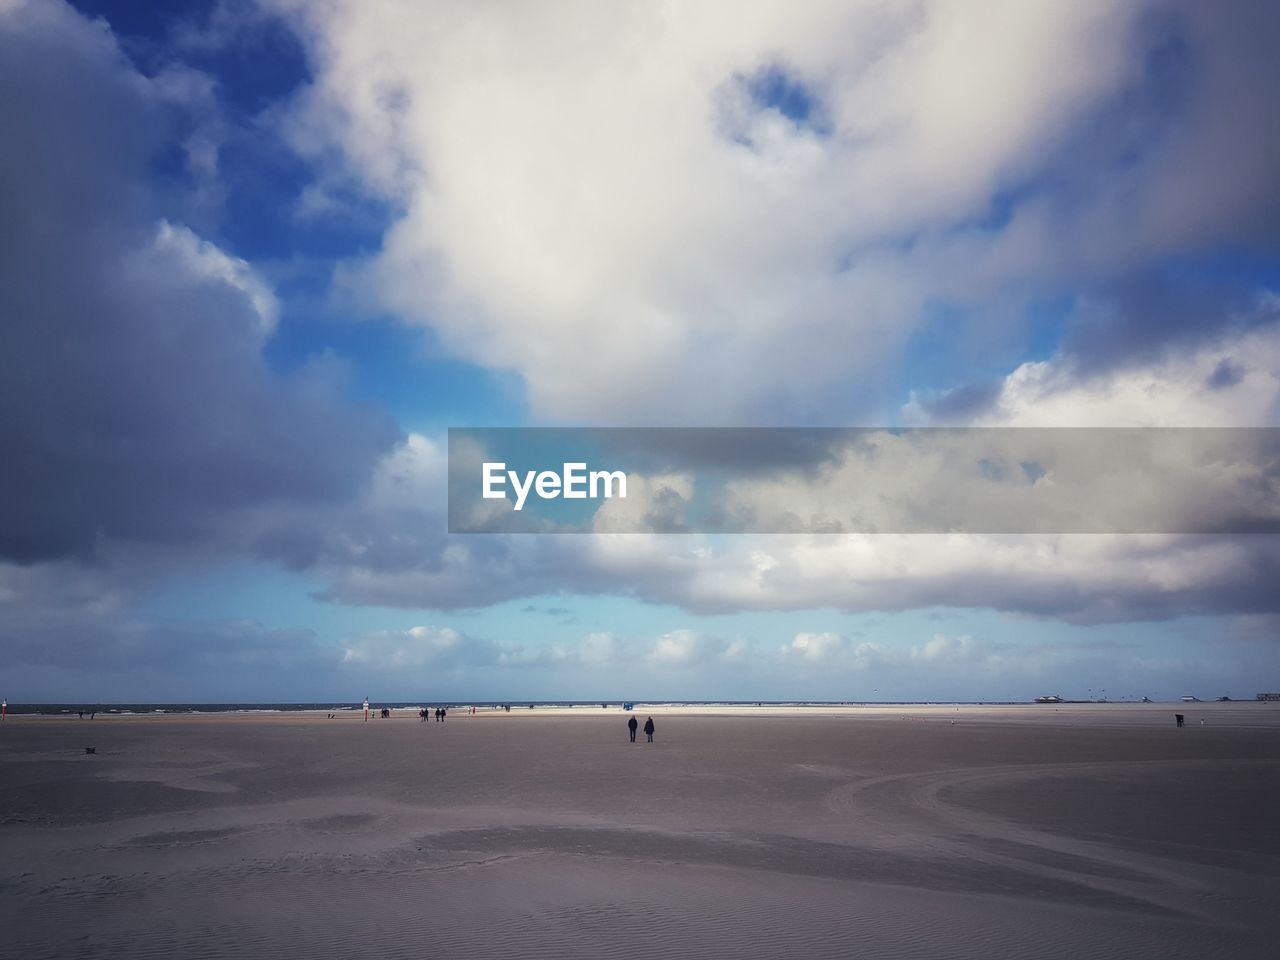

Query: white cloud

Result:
[712,426,1279,534]
[648,628,728,665]
[342,624,518,669]
[541,631,622,667]
[369,432,447,510]
[784,631,851,662]
[972,321,1280,428]
[265,0,1215,422]
[151,220,280,334]
[592,473,694,533]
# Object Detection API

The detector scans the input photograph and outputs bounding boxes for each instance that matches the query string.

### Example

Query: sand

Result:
[2,704,1278,959]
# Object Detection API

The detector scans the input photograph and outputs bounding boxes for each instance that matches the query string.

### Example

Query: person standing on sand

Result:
[1,698,6,719]
[627,715,638,742]
[644,716,655,742]
[363,697,369,722]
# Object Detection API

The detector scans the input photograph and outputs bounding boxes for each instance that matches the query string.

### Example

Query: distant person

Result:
[441,707,447,722]
[627,715,638,742]
[363,697,370,722]
[644,716,655,742]
[1175,713,1185,727]
[1,698,6,720]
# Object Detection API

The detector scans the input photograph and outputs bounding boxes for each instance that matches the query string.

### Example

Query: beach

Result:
[3,703,1279,959]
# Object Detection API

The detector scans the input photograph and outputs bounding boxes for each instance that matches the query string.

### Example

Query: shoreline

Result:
[5,699,1279,727]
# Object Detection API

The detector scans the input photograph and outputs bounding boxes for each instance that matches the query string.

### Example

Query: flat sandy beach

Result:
[3,703,1279,959]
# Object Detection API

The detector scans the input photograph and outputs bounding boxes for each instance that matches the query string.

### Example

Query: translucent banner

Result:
[447,428,1280,534]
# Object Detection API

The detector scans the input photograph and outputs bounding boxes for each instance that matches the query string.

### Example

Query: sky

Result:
[2,0,1279,704]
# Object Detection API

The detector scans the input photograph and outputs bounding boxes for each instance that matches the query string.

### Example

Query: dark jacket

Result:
[627,716,638,730]
[643,718,655,735]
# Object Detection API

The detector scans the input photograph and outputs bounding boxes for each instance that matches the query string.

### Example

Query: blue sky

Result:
[2,0,1279,703]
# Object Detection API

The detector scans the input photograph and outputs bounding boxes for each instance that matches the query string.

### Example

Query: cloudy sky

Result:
[2,0,1279,703]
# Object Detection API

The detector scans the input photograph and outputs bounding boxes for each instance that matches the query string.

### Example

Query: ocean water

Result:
[6,699,1067,715]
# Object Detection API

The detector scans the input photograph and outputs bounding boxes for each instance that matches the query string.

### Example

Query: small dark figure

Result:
[90,711,95,719]
[78,711,83,719]
[643,717,655,742]
[441,707,447,722]
[85,746,96,755]
[627,715,638,742]
[1175,713,1185,727]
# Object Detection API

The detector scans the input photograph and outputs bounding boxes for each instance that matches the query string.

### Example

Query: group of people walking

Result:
[627,715,656,742]
[357,700,655,739]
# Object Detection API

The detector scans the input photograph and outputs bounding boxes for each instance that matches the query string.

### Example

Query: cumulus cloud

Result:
[341,625,519,670]
[783,632,997,669]
[784,631,855,662]
[714,428,1280,534]
[540,632,622,667]
[648,629,732,665]
[152,220,280,333]
[299,461,1280,622]
[266,0,1279,422]
[0,563,338,699]
[592,473,695,534]
[974,322,1280,428]
[0,0,398,563]
[256,431,1279,626]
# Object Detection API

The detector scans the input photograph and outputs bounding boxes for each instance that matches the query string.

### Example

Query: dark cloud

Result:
[911,381,1004,424]
[0,2,398,563]
[1058,272,1273,380]
[1206,358,1246,391]
[521,605,573,617]
[296,513,1280,626]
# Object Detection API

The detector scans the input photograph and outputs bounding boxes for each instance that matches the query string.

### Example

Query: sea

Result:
[4,699,1099,715]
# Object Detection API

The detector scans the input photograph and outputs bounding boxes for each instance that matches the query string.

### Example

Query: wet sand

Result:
[3,705,1279,959]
